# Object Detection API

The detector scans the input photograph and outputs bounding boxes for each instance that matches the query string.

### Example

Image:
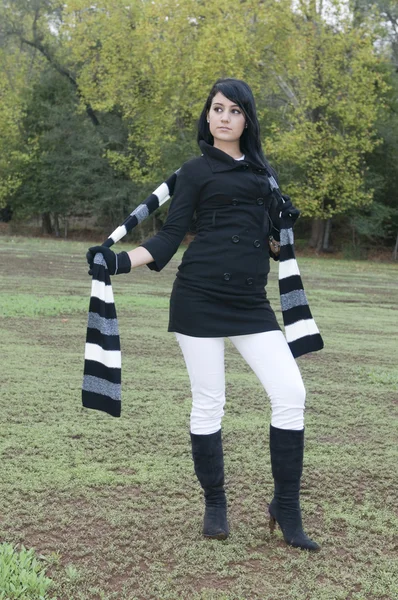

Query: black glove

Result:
[86,246,131,276]
[279,194,300,224]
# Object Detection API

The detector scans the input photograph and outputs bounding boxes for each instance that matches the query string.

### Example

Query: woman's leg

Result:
[175,333,226,435]
[229,330,320,551]
[229,330,305,431]
[175,333,229,539]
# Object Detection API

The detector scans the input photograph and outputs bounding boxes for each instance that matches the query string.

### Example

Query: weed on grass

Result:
[0,543,56,599]
[0,237,397,599]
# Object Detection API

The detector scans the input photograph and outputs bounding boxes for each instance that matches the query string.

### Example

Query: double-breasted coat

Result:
[141,140,283,337]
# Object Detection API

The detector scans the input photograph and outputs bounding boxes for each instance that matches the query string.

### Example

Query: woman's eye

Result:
[212,107,241,114]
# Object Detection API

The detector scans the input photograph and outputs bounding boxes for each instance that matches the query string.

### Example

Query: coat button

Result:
[232,198,238,206]
[246,277,254,285]
[223,273,231,281]
[253,240,261,248]
[256,198,264,205]
[232,235,240,243]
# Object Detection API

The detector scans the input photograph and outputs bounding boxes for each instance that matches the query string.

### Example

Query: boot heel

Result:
[268,505,276,533]
[269,515,276,534]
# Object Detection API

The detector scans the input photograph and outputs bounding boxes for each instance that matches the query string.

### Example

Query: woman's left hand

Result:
[279,194,300,224]
[86,246,131,276]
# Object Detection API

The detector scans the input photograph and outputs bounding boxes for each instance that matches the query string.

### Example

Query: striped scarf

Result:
[267,175,324,358]
[82,253,121,416]
[82,171,323,417]
[82,173,178,417]
[279,221,323,357]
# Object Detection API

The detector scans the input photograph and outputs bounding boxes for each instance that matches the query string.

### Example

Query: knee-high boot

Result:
[268,425,320,552]
[190,430,229,540]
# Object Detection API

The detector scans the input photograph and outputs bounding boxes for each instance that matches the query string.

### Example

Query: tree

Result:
[58,0,279,181]
[349,0,398,256]
[10,68,138,235]
[0,0,100,125]
[263,1,388,250]
[0,47,31,208]
[0,0,394,250]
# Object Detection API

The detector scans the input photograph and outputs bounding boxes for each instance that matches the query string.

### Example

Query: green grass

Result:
[0,235,397,600]
[0,543,55,599]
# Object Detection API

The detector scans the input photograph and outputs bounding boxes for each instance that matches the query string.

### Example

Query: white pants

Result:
[175,330,306,435]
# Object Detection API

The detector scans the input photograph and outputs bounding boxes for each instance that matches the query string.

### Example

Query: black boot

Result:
[190,430,229,540]
[268,425,320,552]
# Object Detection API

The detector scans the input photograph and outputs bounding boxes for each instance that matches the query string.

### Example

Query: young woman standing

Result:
[87,78,320,552]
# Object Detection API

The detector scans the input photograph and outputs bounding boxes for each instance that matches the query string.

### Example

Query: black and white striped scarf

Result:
[267,174,324,358]
[82,171,323,417]
[82,173,178,417]
[83,253,121,416]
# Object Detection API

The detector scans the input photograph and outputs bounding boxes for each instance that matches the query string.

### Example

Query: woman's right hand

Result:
[86,246,131,276]
[279,194,300,224]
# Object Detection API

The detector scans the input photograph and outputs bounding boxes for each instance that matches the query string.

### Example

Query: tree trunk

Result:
[393,232,398,260]
[322,218,332,251]
[54,213,60,237]
[309,218,325,251]
[41,212,52,234]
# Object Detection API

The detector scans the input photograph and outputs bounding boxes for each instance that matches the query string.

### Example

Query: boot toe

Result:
[203,529,229,540]
[289,533,321,552]
[203,506,229,540]
[203,521,229,540]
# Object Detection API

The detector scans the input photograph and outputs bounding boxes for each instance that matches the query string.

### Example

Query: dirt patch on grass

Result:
[22,494,117,555]
[185,572,239,593]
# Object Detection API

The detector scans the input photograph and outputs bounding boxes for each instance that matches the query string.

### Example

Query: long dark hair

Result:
[197,78,268,168]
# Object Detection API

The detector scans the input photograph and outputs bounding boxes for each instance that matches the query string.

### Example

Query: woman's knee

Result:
[190,391,226,434]
[270,380,306,430]
[270,377,306,410]
[285,378,306,407]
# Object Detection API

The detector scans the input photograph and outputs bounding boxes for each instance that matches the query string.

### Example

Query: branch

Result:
[15,34,100,127]
[385,10,398,32]
[271,72,300,108]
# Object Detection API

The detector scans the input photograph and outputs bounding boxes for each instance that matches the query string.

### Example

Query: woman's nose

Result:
[221,112,230,122]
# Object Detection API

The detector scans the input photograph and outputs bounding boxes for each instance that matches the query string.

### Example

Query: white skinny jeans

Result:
[175,330,306,435]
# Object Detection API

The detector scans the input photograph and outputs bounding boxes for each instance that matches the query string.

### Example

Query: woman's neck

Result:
[213,140,243,160]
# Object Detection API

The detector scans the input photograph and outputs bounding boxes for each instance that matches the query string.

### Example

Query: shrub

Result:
[0,543,55,600]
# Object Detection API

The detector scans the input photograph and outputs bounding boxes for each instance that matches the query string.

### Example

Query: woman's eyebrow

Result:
[212,102,240,108]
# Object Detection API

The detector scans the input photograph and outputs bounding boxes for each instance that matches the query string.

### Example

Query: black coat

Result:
[141,140,283,337]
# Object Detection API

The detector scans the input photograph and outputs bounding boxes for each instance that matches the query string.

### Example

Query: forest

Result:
[1,0,397,257]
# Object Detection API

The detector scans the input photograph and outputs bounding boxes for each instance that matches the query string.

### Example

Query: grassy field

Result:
[0,236,397,600]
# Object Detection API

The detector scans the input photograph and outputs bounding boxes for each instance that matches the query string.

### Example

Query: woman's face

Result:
[207,92,246,145]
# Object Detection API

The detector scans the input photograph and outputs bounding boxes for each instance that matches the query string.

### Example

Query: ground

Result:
[0,236,397,600]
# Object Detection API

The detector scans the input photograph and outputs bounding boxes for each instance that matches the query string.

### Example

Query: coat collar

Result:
[199,140,266,174]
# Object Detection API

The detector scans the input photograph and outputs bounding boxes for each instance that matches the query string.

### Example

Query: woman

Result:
[87,78,320,552]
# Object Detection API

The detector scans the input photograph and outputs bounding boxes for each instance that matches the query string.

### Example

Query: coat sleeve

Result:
[268,195,281,240]
[140,161,201,272]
